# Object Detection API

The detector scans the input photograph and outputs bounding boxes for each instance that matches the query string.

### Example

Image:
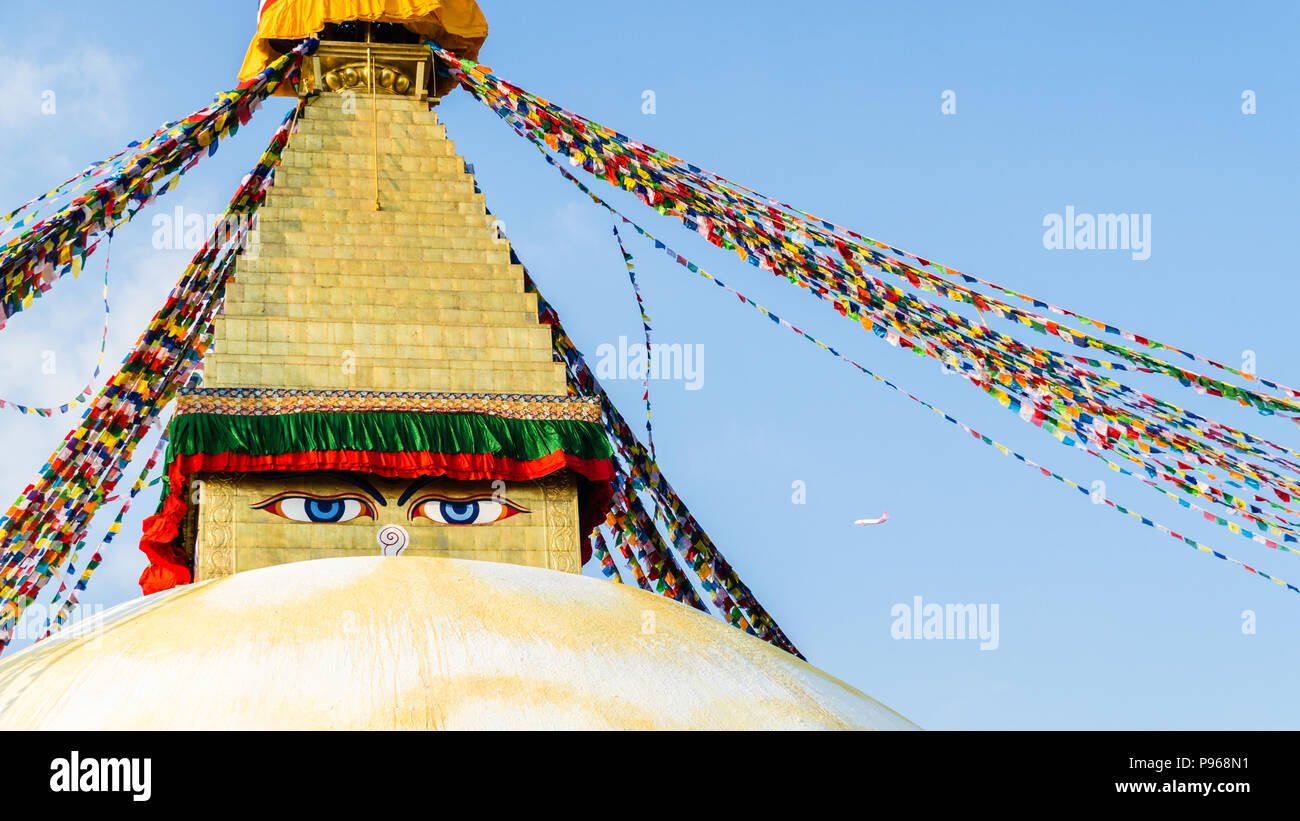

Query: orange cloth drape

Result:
[239,0,489,82]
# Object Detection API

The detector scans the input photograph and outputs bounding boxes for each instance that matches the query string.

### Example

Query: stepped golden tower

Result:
[133,30,617,591]
[185,81,589,581]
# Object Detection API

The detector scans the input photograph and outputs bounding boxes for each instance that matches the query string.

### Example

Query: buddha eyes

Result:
[252,490,528,525]
[409,496,529,525]
[253,493,377,524]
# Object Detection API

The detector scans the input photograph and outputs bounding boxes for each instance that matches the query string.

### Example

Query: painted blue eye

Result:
[410,497,529,525]
[254,495,375,524]
[306,499,345,522]
[440,501,480,524]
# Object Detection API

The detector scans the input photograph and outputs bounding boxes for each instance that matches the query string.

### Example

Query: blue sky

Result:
[1,0,1298,729]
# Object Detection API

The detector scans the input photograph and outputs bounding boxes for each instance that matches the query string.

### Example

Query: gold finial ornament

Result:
[320,61,413,95]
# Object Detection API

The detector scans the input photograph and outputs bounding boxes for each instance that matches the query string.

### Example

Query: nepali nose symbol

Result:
[377,524,409,556]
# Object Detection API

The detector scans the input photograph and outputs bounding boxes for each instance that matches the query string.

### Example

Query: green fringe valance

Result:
[168,410,614,462]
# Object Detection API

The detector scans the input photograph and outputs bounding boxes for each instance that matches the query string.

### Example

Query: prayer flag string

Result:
[0,95,314,655]
[0,39,317,331]
[612,221,655,459]
[38,430,170,640]
[472,187,796,650]
[519,256,803,655]
[433,44,1300,602]
[0,229,113,417]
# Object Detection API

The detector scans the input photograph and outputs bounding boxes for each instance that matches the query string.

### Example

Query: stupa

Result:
[0,1,917,731]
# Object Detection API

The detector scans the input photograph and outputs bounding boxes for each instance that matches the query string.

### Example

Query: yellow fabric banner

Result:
[239,0,489,82]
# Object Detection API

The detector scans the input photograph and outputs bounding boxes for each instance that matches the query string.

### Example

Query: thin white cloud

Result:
[0,46,135,131]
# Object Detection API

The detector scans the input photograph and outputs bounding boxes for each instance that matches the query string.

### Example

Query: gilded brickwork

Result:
[192,88,582,576]
[204,92,567,395]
